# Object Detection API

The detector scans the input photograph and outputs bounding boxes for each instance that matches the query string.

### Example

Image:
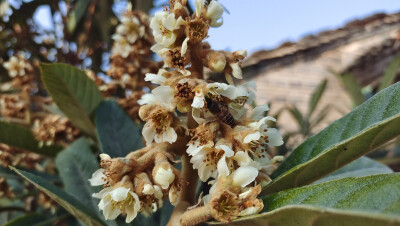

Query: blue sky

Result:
[34,0,400,54]
[199,0,400,53]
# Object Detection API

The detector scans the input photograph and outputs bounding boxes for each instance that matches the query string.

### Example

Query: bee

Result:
[205,96,236,128]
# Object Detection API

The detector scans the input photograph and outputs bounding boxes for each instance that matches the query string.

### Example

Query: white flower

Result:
[142,115,177,146]
[150,11,185,47]
[154,166,175,189]
[244,116,283,146]
[94,187,141,223]
[138,86,175,111]
[111,34,132,58]
[3,54,31,77]
[117,15,145,43]
[242,116,283,166]
[189,143,235,182]
[206,0,224,27]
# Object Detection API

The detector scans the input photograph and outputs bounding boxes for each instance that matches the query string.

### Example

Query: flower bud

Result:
[168,185,179,206]
[143,184,155,195]
[153,162,175,189]
[207,51,226,72]
[206,1,224,21]
[153,185,164,200]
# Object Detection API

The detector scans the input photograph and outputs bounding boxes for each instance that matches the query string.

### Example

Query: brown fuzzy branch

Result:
[167,154,199,226]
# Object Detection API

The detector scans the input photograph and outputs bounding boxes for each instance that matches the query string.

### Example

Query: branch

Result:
[167,154,199,226]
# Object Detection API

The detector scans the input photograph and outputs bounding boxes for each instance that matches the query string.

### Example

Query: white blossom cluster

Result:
[2,53,32,78]
[111,3,146,58]
[89,0,284,223]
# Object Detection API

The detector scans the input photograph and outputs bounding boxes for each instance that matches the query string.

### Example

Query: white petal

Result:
[194,0,205,17]
[198,163,214,181]
[125,192,140,223]
[265,128,284,146]
[232,166,258,187]
[179,69,191,76]
[145,73,166,85]
[234,151,251,166]
[256,116,277,129]
[181,37,189,55]
[111,187,130,202]
[217,155,230,177]
[163,127,177,144]
[164,13,176,31]
[207,82,237,100]
[88,168,106,186]
[103,202,121,220]
[153,185,163,199]
[152,86,175,110]
[142,122,156,146]
[187,144,206,156]
[191,91,205,108]
[239,206,261,216]
[100,153,111,161]
[243,131,261,144]
[250,105,270,120]
[217,145,234,157]
[230,62,242,79]
[138,93,157,106]
[93,187,112,199]
[206,0,224,20]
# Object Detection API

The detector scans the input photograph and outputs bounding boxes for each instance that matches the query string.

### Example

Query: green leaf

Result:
[0,120,62,156]
[378,54,400,92]
[208,205,400,226]
[95,100,143,158]
[314,156,392,184]
[308,79,327,117]
[9,167,107,226]
[55,138,99,211]
[336,72,365,106]
[3,213,47,226]
[262,82,400,195]
[263,174,400,216]
[287,106,304,129]
[67,0,90,34]
[40,63,103,139]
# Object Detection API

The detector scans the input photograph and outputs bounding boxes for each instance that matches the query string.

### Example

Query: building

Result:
[242,13,400,133]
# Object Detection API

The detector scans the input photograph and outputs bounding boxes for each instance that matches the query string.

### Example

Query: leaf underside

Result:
[40,63,103,139]
[95,100,143,158]
[9,167,106,226]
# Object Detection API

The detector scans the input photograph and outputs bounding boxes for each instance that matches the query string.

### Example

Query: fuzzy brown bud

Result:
[206,51,226,72]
